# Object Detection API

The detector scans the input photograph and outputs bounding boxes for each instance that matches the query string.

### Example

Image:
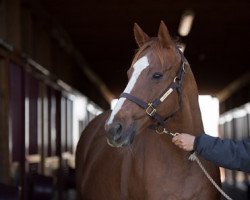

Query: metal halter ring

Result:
[173,76,179,83]
[146,103,156,116]
[155,126,165,134]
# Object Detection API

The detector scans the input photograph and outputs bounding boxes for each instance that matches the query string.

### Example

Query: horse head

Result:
[105,21,187,147]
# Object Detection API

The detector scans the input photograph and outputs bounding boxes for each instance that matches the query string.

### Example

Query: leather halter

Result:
[120,49,188,129]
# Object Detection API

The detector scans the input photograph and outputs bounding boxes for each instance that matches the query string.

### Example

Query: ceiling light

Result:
[178,10,195,37]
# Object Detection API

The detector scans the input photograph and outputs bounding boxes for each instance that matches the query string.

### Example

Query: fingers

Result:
[172,133,195,151]
[172,134,182,145]
[172,133,187,145]
[172,134,184,148]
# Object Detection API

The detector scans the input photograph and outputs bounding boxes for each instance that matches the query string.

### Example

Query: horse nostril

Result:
[113,123,122,138]
[108,123,123,141]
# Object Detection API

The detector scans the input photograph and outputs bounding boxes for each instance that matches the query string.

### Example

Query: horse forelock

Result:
[132,38,177,70]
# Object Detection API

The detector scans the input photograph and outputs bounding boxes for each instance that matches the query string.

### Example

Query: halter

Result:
[120,49,188,132]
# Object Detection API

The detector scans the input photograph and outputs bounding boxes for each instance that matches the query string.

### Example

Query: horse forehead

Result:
[133,56,149,70]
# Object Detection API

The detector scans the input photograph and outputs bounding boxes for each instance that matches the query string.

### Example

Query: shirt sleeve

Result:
[194,133,250,173]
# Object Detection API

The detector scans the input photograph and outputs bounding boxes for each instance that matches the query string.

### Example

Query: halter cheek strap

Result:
[120,92,166,126]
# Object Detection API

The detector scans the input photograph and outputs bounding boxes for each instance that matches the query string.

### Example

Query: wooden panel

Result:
[56,91,61,157]
[223,120,235,185]
[37,83,49,174]
[47,87,52,157]
[234,116,248,188]
[25,72,39,155]
[247,113,250,185]
[49,87,57,156]
[9,62,24,164]
[61,96,67,153]
[67,99,73,153]
[42,85,49,160]
[9,62,26,200]
[24,71,40,175]
[0,57,10,183]
[47,85,59,157]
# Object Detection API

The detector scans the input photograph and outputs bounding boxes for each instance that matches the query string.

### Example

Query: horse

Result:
[76,21,221,200]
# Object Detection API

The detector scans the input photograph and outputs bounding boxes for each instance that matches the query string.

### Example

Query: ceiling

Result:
[36,0,250,106]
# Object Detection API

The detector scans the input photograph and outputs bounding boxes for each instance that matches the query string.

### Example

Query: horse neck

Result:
[169,68,204,136]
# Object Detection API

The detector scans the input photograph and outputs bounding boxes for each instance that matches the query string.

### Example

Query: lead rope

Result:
[156,129,233,200]
[188,152,233,200]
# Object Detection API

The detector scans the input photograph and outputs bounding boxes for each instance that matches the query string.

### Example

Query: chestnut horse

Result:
[76,21,221,200]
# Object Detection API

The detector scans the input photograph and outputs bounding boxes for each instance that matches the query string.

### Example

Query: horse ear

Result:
[134,23,150,47]
[158,21,172,48]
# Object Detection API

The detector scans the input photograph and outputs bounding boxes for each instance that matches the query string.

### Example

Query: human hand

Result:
[172,133,195,151]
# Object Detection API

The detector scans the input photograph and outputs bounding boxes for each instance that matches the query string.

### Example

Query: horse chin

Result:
[106,138,124,148]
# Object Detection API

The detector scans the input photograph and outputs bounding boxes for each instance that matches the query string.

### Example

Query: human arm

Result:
[172,133,250,173]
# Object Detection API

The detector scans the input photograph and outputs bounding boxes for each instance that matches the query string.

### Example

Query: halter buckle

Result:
[146,103,156,116]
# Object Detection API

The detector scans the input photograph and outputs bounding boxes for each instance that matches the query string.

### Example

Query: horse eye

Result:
[152,72,163,79]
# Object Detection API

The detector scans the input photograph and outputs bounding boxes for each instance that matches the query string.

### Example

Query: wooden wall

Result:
[219,103,250,190]
[0,41,102,200]
[0,0,103,199]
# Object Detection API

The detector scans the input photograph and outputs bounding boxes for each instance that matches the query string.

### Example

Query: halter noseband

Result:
[120,49,188,129]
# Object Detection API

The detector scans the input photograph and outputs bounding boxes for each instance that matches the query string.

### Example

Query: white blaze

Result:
[107,56,149,125]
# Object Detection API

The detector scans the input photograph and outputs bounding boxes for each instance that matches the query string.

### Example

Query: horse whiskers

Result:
[128,145,135,157]
[119,143,135,157]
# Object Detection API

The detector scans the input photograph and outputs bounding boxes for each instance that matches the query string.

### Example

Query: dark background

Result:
[37,0,250,101]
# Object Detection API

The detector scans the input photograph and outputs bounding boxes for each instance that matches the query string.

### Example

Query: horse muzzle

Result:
[105,122,136,148]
